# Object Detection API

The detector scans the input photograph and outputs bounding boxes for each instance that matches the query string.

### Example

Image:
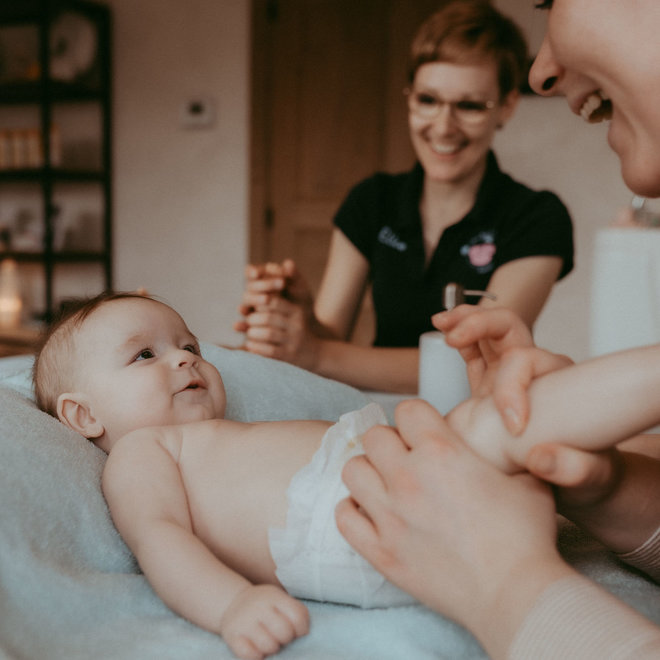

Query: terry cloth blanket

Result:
[1,344,659,659]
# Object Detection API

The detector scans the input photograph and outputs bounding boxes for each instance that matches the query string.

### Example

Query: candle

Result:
[0,259,23,328]
[418,331,470,414]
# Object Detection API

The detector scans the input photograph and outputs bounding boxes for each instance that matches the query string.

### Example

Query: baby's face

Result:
[70,297,226,448]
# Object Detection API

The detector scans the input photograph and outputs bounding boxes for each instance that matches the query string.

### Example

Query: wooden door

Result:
[250,0,440,342]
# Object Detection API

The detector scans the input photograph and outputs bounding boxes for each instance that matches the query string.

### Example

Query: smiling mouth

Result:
[580,91,612,124]
[430,142,464,156]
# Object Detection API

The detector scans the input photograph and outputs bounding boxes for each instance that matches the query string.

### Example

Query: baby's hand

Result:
[219,584,309,660]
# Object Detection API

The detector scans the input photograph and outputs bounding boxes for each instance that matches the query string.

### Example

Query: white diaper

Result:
[268,402,417,608]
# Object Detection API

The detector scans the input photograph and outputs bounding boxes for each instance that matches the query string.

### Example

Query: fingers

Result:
[335,495,381,564]
[245,261,288,281]
[526,443,620,492]
[244,261,308,304]
[339,426,403,549]
[434,305,533,351]
[493,348,573,435]
[341,430,392,503]
[281,258,297,279]
[239,299,301,338]
[232,604,307,660]
[243,262,289,300]
[393,399,457,450]
[225,588,309,660]
[265,599,309,642]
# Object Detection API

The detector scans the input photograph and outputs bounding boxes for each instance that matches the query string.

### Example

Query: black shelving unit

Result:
[0,0,112,323]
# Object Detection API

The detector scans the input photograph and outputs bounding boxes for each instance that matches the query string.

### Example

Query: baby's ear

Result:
[57,393,104,439]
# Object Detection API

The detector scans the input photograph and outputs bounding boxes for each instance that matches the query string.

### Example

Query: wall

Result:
[495,97,631,361]
[107,0,249,345]
[106,0,634,360]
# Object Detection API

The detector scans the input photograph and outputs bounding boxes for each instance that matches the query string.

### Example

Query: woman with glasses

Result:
[234,0,573,394]
[339,1,660,657]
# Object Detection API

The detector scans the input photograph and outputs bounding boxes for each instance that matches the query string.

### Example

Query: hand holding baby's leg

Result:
[433,306,571,434]
[337,399,566,657]
[219,584,309,660]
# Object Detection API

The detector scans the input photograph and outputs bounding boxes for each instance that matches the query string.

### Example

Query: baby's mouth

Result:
[181,379,205,392]
[580,91,612,124]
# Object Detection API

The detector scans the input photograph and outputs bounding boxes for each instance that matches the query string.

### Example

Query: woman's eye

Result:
[416,93,437,107]
[456,100,488,113]
[135,349,155,361]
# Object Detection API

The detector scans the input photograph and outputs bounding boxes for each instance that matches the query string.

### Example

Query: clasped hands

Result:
[233,259,319,369]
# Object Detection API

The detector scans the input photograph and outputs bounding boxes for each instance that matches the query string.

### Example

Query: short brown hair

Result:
[33,291,152,416]
[408,0,529,99]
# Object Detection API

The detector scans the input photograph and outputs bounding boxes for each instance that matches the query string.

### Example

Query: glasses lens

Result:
[407,89,494,124]
[409,91,438,118]
[454,100,492,124]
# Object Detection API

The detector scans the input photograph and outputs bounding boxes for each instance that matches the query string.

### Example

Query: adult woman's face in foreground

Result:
[529,0,660,197]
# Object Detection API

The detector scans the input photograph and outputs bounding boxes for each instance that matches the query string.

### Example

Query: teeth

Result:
[431,143,460,155]
[580,91,613,123]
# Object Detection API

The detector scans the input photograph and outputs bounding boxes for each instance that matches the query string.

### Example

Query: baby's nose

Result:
[175,349,197,367]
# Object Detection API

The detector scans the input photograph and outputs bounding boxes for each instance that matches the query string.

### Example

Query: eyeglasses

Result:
[404,88,496,125]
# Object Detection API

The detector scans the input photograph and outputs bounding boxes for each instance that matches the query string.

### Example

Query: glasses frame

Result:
[404,87,497,125]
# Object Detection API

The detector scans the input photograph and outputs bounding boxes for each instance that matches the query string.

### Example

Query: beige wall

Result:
[107,0,634,360]
[108,0,250,345]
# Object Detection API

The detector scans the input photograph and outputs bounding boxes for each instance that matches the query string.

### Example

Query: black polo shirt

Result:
[334,152,574,348]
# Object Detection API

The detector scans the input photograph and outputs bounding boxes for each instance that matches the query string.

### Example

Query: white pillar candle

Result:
[418,331,470,415]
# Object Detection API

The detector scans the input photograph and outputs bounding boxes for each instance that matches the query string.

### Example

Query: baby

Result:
[33,292,660,660]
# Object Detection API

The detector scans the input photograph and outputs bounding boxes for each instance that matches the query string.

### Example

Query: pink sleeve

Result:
[508,575,660,660]
[617,525,660,583]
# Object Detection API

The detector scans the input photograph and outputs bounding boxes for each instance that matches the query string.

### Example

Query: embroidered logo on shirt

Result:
[460,231,496,273]
[378,226,407,252]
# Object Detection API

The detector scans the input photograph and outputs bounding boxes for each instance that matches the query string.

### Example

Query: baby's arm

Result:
[102,428,308,660]
[448,343,660,473]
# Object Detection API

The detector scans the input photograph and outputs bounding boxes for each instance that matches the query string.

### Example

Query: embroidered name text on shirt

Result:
[378,227,407,252]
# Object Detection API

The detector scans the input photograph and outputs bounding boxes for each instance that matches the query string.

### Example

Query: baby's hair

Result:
[33,290,154,417]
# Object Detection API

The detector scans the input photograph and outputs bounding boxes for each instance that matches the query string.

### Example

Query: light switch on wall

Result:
[180,97,216,128]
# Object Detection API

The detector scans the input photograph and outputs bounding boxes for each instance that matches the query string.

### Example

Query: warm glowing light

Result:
[0,259,23,328]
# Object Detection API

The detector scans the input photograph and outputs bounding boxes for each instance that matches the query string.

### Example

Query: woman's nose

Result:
[528,37,562,97]
[429,104,458,133]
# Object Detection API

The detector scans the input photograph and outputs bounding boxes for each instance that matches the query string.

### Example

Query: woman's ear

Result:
[56,393,104,439]
[497,89,520,128]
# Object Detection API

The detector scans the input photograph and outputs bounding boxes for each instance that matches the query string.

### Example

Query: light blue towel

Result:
[0,346,657,659]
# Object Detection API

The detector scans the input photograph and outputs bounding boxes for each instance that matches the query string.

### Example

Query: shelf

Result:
[0,0,112,324]
[0,81,104,104]
[0,0,109,23]
[0,168,105,183]
[1,251,108,263]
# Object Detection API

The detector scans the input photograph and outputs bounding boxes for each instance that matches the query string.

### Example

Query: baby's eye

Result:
[135,348,155,361]
[183,344,200,355]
